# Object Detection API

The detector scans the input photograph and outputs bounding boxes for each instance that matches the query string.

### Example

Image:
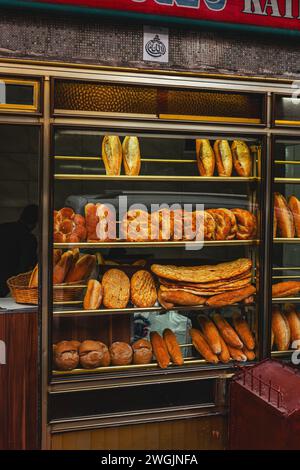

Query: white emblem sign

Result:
[143,26,169,63]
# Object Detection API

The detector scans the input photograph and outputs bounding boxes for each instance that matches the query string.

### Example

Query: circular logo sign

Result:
[145,35,166,58]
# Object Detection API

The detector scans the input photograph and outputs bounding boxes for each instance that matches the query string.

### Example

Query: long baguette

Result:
[163,329,184,366]
[242,346,256,361]
[274,192,295,238]
[272,281,300,298]
[198,315,222,355]
[53,250,73,284]
[219,336,231,364]
[206,285,255,308]
[284,304,300,343]
[232,312,255,350]
[190,329,219,364]
[212,313,243,349]
[150,332,170,369]
[227,345,247,362]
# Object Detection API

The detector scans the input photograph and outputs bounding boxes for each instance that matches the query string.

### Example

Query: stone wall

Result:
[0,7,299,79]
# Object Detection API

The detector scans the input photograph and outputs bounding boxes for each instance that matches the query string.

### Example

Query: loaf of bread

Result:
[196,139,215,176]
[53,250,74,284]
[190,328,219,364]
[65,254,96,283]
[122,136,141,176]
[109,342,133,366]
[198,315,222,355]
[242,346,256,361]
[230,209,257,240]
[131,270,157,308]
[272,281,300,298]
[150,331,170,369]
[274,192,295,238]
[206,209,231,241]
[53,208,87,243]
[163,329,184,366]
[132,339,152,365]
[272,306,291,351]
[85,203,116,242]
[227,345,247,362]
[54,340,80,370]
[79,340,110,368]
[102,269,130,309]
[158,287,206,307]
[102,135,122,175]
[83,279,102,310]
[284,304,300,343]
[219,336,231,364]
[231,140,252,177]
[214,140,233,177]
[206,285,256,308]
[288,195,300,238]
[29,264,38,288]
[212,313,243,349]
[232,312,255,350]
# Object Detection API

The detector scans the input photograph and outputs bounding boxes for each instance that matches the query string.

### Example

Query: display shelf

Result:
[272,297,300,303]
[52,302,255,317]
[274,178,300,184]
[53,239,260,249]
[54,174,259,182]
[274,238,300,244]
[271,350,293,358]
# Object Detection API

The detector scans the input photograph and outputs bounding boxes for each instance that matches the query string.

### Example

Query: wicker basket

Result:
[7,271,38,305]
[7,271,86,305]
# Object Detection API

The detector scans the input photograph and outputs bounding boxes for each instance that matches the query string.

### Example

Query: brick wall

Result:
[0,8,299,79]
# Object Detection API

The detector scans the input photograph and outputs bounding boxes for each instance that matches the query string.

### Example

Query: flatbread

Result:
[151,258,252,283]
[158,272,252,289]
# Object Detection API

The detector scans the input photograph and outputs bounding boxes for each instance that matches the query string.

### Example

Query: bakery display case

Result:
[272,134,300,360]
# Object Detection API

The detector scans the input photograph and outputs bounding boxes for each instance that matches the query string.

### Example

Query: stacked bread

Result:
[196,139,252,177]
[190,312,256,364]
[151,258,256,309]
[272,304,300,351]
[54,207,87,243]
[274,193,300,238]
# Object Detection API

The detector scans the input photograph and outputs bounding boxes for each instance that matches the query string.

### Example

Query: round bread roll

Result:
[79,340,111,369]
[102,269,130,309]
[132,339,153,365]
[54,340,80,371]
[131,270,157,308]
[109,342,133,366]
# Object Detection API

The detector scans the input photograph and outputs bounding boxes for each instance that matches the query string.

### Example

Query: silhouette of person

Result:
[0,204,38,297]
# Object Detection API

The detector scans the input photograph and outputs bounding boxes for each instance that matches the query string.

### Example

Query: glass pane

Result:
[0,80,37,109]
[272,137,300,360]
[51,127,262,379]
[274,95,300,125]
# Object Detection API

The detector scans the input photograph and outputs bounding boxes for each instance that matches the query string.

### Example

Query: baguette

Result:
[190,328,219,364]
[83,279,102,310]
[272,306,291,351]
[206,285,256,308]
[53,249,62,267]
[274,192,295,238]
[219,336,231,363]
[65,254,96,283]
[29,264,38,288]
[158,288,174,310]
[163,329,184,366]
[214,139,233,177]
[232,312,255,350]
[122,136,141,176]
[242,346,256,361]
[102,135,122,176]
[53,250,73,284]
[288,195,300,238]
[150,331,170,369]
[284,304,300,342]
[198,315,222,355]
[212,313,243,349]
[231,140,252,177]
[195,139,215,177]
[272,281,300,298]
[227,345,247,362]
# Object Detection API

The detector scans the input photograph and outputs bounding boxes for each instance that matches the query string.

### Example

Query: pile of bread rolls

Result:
[85,203,257,243]
[53,329,183,371]
[191,312,256,364]
[272,304,300,351]
[53,207,87,243]
[196,139,252,177]
[274,193,300,238]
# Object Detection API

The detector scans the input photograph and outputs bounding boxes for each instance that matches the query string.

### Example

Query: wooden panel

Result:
[51,416,227,450]
[0,310,38,450]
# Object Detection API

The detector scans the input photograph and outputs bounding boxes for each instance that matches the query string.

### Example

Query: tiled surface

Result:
[0,8,299,78]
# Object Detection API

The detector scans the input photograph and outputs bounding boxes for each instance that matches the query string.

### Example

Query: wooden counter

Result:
[0,303,38,450]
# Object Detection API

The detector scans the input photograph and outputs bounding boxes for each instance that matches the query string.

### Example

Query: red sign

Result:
[19,1,300,33]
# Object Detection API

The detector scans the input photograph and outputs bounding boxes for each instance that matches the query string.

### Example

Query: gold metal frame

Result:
[0,78,39,112]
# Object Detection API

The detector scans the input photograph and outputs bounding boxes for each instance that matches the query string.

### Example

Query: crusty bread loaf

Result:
[79,340,110,368]
[190,328,219,364]
[212,313,243,349]
[198,315,222,355]
[214,139,233,177]
[29,264,38,288]
[272,306,291,351]
[272,281,300,298]
[274,192,295,238]
[109,342,132,366]
[227,345,247,362]
[102,269,130,309]
[158,287,205,307]
[163,329,184,366]
[219,336,231,363]
[65,254,96,283]
[102,135,122,175]
[131,270,157,308]
[231,140,252,177]
[232,312,255,350]
[53,250,74,284]
[288,195,300,238]
[196,139,215,176]
[284,304,300,343]
[150,331,170,369]
[122,136,141,176]
[83,279,102,310]
[206,285,256,308]
[132,339,152,365]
